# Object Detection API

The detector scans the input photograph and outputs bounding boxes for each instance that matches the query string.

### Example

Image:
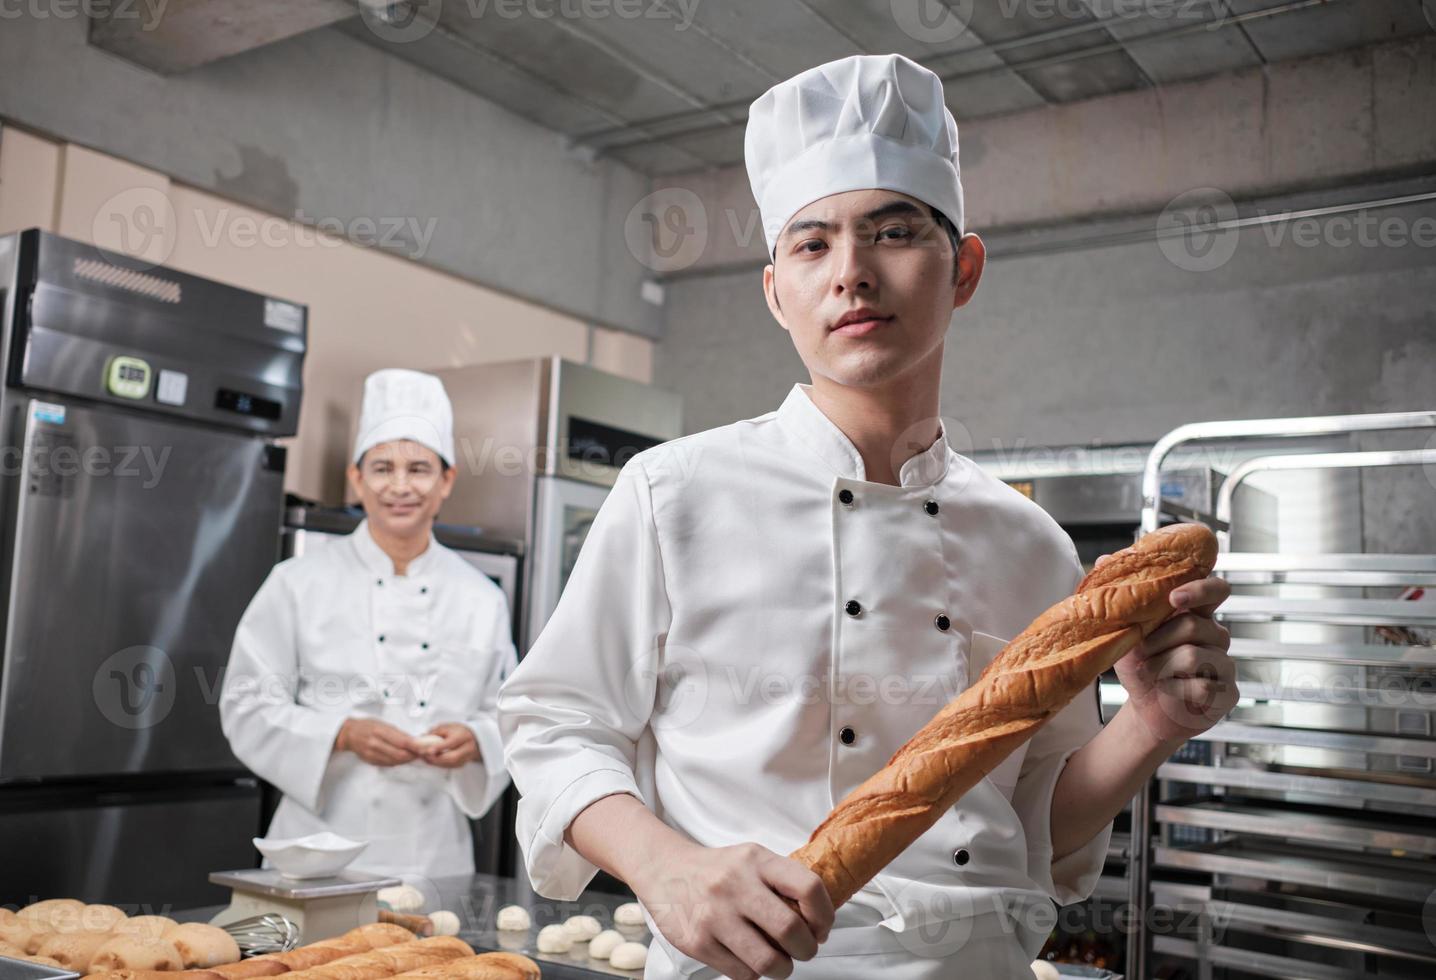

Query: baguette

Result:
[308,924,416,952]
[210,959,291,979]
[790,522,1218,907]
[281,937,473,980]
[390,954,539,980]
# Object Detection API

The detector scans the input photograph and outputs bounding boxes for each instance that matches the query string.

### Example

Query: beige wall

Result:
[0,125,655,504]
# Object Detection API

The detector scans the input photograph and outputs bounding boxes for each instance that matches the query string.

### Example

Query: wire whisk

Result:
[219,913,301,955]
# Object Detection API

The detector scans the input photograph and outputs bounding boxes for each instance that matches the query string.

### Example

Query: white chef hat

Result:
[352,368,455,467]
[745,53,964,254]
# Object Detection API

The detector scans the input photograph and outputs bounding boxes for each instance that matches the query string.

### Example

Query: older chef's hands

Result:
[417,722,480,768]
[335,718,420,766]
[1105,558,1239,746]
[633,841,834,980]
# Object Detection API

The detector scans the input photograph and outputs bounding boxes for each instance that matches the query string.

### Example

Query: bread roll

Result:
[89,936,184,972]
[19,955,65,968]
[19,900,85,933]
[790,522,1218,908]
[608,942,647,971]
[36,930,115,972]
[0,917,42,953]
[283,937,473,980]
[0,939,27,958]
[80,906,129,933]
[111,917,178,941]
[165,924,240,968]
[389,954,539,980]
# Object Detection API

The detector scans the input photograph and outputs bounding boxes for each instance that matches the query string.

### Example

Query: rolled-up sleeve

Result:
[498,459,671,900]
[1009,541,1113,906]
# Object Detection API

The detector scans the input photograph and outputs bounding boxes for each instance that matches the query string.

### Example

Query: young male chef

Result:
[221,368,515,878]
[499,55,1236,979]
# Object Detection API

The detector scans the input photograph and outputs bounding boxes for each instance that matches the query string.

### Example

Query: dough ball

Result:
[587,930,624,960]
[1031,961,1061,980]
[494,906,531,932]
[35,929,112,972]
[89,935,184,972]
[414,734,444,749]
[377,884,426,913]
[18,900,84,932]
[609,941,648,971]
[535,924,572,954]
[111,915,178,940]
[164,922,241,967]
[561,915,601,942]
[427,911,460,937]
[612,902,644,927]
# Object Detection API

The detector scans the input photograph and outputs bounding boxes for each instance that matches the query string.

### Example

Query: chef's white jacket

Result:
[498,385,1112,974]
[220,520,515,878]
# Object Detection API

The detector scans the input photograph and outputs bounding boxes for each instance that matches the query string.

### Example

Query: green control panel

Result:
[105,355,152,399]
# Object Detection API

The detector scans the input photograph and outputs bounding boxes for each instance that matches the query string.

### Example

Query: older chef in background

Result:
[221,368,515,877]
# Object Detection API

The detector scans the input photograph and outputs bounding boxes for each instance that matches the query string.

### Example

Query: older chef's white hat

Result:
[352,368,455,467]
[745,53,964,254]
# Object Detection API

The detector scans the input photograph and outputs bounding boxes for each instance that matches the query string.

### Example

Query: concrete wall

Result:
[649,36,1436,553]
[0,10,662,339]
[0,127,654,505]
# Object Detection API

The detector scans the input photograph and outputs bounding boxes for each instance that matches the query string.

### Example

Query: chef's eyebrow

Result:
[780,200,927,241]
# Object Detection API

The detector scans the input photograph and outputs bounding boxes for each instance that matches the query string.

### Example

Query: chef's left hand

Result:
[420,723,480,768]
[1108,564,1239,747]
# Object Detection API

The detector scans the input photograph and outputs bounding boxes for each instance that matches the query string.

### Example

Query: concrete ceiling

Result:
[91,0,1436,177]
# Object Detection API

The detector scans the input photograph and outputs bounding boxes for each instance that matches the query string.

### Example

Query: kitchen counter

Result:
[179,872,648,980]
[183,872,1121,979]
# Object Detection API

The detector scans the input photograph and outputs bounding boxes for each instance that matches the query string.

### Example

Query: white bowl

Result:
[253,831,368,879]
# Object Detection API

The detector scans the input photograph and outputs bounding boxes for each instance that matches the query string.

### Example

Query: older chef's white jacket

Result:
[220,520,516,878]
[498,385,1112,975]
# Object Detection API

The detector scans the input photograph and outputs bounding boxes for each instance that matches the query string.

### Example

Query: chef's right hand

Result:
[334,718,419,766]
[632,841,834,980]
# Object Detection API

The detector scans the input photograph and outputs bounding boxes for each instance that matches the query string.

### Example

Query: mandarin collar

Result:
[774,384,951,488]
[350,518,440,578]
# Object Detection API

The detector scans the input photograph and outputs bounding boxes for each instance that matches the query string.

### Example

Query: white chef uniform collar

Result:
[776,384,950,487]
[351,518,440,577]
[352,368,456,467]
[745,53,965,254]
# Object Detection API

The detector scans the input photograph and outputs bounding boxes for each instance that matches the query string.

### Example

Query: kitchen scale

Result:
[208,869,401,943]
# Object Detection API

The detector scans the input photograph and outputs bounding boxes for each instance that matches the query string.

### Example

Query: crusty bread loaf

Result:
[18,900,85,931]
[281,937,473,980]
[263,944,365,972]
[82,965,224,971]
[0,915,43,953]
[390,954,539,980]
[210,959,290,980]
[88,935,185,972]
[164,924,240,969]
[376,913,431,938]
[790,522,1218,907]
[328,924,418,951]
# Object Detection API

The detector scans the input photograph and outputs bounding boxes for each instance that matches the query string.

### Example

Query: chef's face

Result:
[348,440,455,537]
[762,189,984,389]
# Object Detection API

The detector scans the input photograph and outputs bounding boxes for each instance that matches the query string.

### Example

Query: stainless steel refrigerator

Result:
[0,229,305,909]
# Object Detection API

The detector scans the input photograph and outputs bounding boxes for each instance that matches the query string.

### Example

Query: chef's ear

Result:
[435,460,457,500]
[952,232,986,311]
[762,262,790,333]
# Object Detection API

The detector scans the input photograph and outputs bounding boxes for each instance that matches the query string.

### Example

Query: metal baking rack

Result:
[1126,409,1436,979]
